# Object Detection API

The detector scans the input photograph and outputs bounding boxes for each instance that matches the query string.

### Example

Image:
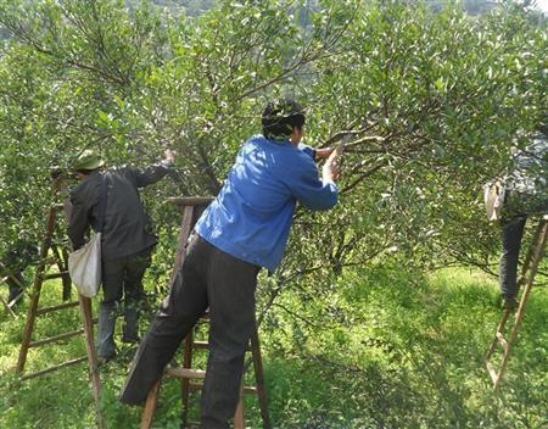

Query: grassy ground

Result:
[1,265,547,428]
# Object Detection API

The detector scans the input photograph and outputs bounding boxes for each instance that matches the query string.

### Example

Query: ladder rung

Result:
[187,382,257,395]
[165,367,206,379]
[496,332,509,352]
[37,301,79,315]
[29,328,84,348]
[243,385,258,394]
[41,271,69,280]
[20,356,88,381]
[189,340,250,352]
[7,293,24,308]
[486,361,499,385]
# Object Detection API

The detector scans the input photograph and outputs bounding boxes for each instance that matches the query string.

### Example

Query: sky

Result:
[535,0,548,12]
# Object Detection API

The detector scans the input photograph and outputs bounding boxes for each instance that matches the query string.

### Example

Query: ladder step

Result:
[1,275,25,289]
[20,356,88,380]
[165,367,206,379]
[190,340,250,352]
[7,292,25,308]
[29,328,84,348]
[496,332,509,353]
[187,381,258,395]
[37,300,79,315]
[41,271,69,280]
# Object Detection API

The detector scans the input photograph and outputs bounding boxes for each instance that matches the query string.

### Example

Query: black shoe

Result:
[501,296,519,311]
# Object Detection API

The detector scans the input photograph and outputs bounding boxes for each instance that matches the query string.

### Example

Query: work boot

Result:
[97,302,117,360]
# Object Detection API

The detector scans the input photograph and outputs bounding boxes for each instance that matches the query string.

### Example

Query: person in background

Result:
[1,240,38,306]
[68,149,175,363]
[120,98,341,428]
[499,118,548,310]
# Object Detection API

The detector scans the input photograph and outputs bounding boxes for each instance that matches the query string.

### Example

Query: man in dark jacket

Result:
[120,98,340,427]
[68,149,175,362]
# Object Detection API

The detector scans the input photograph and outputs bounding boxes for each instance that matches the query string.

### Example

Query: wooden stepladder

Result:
[485,215,548,389]
[16,169,103,428]
[140,196,271,429]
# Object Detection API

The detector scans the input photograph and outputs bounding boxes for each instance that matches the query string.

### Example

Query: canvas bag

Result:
[68,174,107,297]
[483,178,506,223]
[68,232,102,297]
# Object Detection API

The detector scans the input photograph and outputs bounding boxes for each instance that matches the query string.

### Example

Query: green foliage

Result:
[259,264,548,428]
[3,266,548,427]
[0,0,546,271]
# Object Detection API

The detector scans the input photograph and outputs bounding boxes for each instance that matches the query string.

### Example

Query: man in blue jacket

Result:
[120,98,340,428]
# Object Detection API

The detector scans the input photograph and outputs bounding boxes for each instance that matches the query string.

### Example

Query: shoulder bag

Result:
[68,175,107,297]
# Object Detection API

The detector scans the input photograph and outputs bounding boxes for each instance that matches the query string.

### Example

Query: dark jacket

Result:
[68,163,170,260]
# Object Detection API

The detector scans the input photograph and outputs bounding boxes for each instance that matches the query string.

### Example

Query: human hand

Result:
[315,147,334,160]
[322,148,342,182]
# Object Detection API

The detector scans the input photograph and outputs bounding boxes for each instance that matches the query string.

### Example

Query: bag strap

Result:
[97,173,108,233]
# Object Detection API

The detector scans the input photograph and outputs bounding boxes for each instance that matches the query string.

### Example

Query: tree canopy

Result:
[0,0,546,296]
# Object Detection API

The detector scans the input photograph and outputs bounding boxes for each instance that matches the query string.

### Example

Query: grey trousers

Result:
[120,235,260,429]
[96,247,152,358]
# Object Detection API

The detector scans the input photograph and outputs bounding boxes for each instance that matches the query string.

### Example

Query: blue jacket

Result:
[195,134,338,272]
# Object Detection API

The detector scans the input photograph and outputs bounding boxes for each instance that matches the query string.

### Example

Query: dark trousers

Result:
[120,235,260,429]
[96,247,152,358]
[499,215,527,299]
[499,191,548,299]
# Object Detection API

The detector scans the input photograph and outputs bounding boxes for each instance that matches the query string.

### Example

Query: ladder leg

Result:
[485,310,511,361]
[181,332,194,427]
[487,218,548,389]
[495,255,541,389]
[518,221,548,290]
[51,244,71,301]
[517,219,544,285]
[141,380,162,429]
[79,295,104,428]
[233,383,245,429]
[250,325,271,429]
[16,211,54,373]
